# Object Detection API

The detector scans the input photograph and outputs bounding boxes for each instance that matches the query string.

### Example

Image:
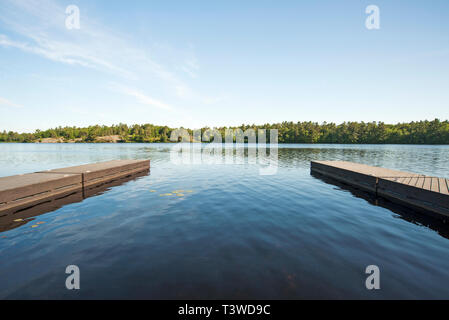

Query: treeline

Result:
[1,119,448,144]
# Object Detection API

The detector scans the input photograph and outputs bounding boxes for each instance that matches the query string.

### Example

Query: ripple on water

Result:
[0,143,448,299]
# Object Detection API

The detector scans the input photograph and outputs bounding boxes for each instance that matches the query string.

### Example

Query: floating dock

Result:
[0,160,150,217]
[0,169,148,233]
[311,161,449,221]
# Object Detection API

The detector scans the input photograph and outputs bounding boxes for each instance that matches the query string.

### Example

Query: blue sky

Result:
[0,0,448,132]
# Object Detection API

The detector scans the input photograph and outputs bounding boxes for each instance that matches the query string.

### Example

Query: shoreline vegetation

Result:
[1,119,448,144]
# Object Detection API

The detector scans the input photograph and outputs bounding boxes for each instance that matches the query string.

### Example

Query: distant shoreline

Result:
[1,140,449,145]
[1,119,449,144]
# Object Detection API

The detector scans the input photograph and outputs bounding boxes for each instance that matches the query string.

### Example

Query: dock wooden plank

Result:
[409,176,419,186]
[404,176,413,185]
[439,178,449,195]
[431,177,439,193]
[398,177,407,184]
[0,160,150,215]
[0,173,81,203]
[416,177,425,188]
[312,161,412,178]
[0,170,149,232]
[40,160,150,187]
[311,161,449,221]
[0,173,82,212]
[423,177,432,191]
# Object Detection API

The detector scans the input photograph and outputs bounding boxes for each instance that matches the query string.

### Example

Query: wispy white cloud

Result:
[0,96,22,108]
[111,83,175,111]
[177,44,200,79]
[0,0,227,128]
[181,57,200,79]
[0,34,93,68]
[0,0,201,97]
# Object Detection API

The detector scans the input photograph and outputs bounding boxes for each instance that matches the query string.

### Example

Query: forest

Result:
[1,119,448,144]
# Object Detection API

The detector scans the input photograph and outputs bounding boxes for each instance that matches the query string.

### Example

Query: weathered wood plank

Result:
[0,160,150,215]
[0,173,82,205]
[415,177,425,188]
[431,177,439,193]
[409,176,419,186]
[0,170,149,232]
[423,177,432,191]
[398,177,407,184]
[311,160,449,221]
[40,160,150,187]
[404,176,413,185]
[439,178,449,195]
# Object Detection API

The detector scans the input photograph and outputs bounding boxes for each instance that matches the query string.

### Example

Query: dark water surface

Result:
[0,143,448,299]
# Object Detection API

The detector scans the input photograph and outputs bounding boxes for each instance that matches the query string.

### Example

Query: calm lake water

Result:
[0,143,448,299]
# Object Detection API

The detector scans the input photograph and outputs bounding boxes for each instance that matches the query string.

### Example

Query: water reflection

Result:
[311,171,449,240]
[1,144,449,299]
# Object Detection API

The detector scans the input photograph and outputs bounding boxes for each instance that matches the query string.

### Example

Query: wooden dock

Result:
[311,161,449,221]
[0,169,148,233]
[0,160,150,216]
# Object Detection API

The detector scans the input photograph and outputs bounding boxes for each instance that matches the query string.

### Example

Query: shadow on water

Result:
[0,169,149,233]
[311,171,449,240]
